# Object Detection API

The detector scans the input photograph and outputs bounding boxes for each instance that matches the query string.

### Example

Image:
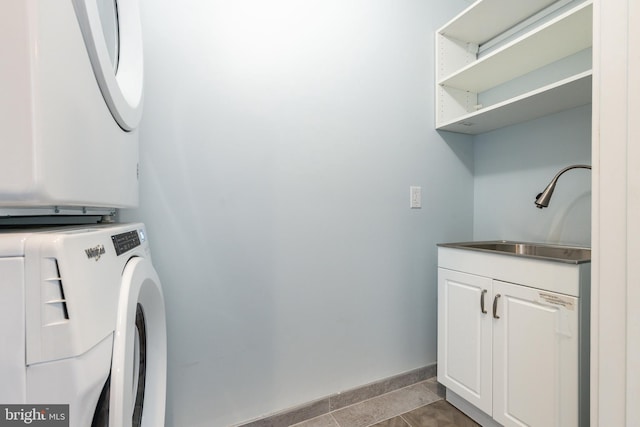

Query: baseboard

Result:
[235,364,437,427]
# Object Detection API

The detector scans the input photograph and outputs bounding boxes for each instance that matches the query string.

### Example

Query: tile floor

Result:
[291,378,479,427]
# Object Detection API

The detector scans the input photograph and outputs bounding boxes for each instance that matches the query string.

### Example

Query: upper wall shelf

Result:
[440,0,558,45]
[436,0,593,135]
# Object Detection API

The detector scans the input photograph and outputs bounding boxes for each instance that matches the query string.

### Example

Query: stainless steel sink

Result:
[438,241,591,264]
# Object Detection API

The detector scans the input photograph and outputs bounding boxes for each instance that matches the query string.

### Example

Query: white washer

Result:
[0,223,166,426]
[0,0,143,213]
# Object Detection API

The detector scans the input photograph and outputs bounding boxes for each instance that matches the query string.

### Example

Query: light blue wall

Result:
[473,105,592,246]
[121,1,472,425]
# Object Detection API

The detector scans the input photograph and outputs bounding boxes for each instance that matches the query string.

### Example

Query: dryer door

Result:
[73,0,143,131]
[110,257,166,427]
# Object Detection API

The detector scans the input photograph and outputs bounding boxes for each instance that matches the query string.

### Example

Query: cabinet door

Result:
[438,268,493,414]
[492,280,578,427]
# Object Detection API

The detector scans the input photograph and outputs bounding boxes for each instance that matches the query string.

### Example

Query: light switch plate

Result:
[410,186,422,209]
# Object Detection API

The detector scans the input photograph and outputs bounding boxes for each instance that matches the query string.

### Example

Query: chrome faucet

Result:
[535,164,591,208]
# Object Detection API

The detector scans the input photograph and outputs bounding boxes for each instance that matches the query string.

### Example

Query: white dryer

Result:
[0,0,144,214]
[0,223,166,426]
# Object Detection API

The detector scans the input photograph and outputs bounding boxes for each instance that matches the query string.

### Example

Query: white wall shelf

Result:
[438,70,592,134]
[436,0,593,134]
[439,0,558,45]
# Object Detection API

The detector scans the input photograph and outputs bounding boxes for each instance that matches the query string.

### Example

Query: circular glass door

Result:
[73,0,144,131]
[96,0,119,72]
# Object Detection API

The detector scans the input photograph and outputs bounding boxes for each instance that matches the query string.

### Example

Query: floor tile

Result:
[422,377,445,399]
[401,400,479,427]
[290,414,340,427]
[331,381,441,427]
[330,366,436,411]
[371,416,411,427]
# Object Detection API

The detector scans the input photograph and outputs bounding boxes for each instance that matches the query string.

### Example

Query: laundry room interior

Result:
[121,1,590,424]
[1,0,637,426]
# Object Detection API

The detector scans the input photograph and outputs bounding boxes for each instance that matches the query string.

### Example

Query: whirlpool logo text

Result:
[84,244,106,261]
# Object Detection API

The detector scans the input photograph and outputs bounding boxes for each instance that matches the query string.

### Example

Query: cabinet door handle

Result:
[493,294,501,319]
[480,289,488,314]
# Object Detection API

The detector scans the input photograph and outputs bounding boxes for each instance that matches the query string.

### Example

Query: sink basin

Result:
[438,240,591,264]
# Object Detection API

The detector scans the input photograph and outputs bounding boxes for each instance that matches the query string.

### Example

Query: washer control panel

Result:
[111,230,141,256]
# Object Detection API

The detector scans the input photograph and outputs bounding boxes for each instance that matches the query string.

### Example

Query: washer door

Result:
[110,257,166,427]
[73,0,144,131]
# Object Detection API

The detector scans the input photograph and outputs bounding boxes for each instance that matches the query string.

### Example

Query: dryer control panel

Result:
[111,230,141,255]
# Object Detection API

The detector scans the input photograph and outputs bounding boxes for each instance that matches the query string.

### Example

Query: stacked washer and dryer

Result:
[0,1,166,426]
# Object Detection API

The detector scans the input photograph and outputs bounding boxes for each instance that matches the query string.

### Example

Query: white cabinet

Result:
[437,247,590,426]
[437,269,492,414]
[435,0,593,134]
[492,280,578,427]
